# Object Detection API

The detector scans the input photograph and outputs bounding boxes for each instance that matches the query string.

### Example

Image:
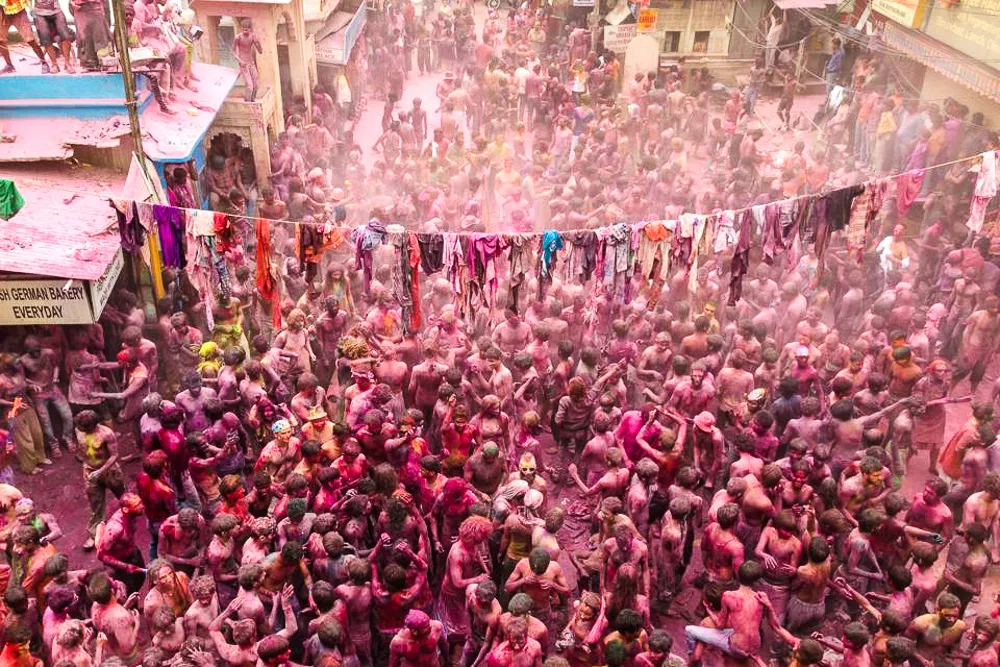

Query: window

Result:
[663,31,681,52]
[693,30,710,52]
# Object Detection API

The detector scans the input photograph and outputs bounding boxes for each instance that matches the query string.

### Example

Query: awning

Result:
[315,3,366,65]
[0,174,121,282]
[143,62,239,162]
[883,21,1000,103]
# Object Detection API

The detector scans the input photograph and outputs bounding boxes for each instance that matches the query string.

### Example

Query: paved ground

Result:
[13,5,1000,657]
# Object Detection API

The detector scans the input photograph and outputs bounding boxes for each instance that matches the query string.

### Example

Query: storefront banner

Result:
[604,23,637,52]
[870,0,926,28]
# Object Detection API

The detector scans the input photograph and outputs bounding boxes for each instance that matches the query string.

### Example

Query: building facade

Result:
[648,0,733,55]
[869,0,1000,119]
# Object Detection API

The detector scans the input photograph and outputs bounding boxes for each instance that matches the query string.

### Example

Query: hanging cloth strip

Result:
[969,150,998,233]
[390,231,417,334]
[685,214,706,295]
[538,230,563,301]
[255,218,281,329]
[417,232,445,274]
[713,211,737,254]
[896,169,926,218]
[563,230,598,284]
[111,200,145,253]
[467,233,502,312]
[152,204,185,268]
[758,203,782,264]
[0,179,25,220]
[408,233,422,332]
[506,234,532,312]
[846,178,888,262]
[353,218,387,293]
[637,221,672,281]
[728,209,753,305]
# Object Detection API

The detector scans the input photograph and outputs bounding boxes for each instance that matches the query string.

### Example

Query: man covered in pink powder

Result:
[232,18,262,102]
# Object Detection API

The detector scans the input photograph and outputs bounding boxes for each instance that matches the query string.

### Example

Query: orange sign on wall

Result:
[637,8,658,32]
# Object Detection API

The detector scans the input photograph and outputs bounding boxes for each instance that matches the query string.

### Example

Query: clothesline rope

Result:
[11,149,989,239]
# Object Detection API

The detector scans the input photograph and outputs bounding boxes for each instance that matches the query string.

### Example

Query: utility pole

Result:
[110,0,165,298]
[110,0,151,177]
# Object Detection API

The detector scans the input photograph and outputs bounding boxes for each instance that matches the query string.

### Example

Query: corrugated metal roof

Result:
[0,167,123,281]
[883,21,1000,103]
[774,0,836,8]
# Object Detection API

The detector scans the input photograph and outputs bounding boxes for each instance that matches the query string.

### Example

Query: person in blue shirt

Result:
[824,38,844,94]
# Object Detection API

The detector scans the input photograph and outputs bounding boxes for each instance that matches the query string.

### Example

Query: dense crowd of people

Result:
[2,0,1000,666]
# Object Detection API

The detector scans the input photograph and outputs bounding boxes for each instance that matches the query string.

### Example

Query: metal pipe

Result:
[110,0,151,176]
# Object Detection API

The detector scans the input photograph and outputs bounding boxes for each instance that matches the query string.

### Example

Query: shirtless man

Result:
[389,610,447,667]
[20,335,73,457]
[942,522,990,615]
[717,351,754,428]
[464,581,501,667]
[486,617,543,667]
[669,363,714,419]
[334,559,374,667]
[74,410,125,550]
[504,548,571,633]
[408,342,449,424]
[962,472,1000,560]
[89,573,141,661]
[158,508,206,575]
[96,493,147,594]
[685,561,766,662]
[702,503,744,586]
[637,333,674,399]
[906,477,954,545]
[953,296,1000,392]
[786,537,831,634]
[754,510,802,625]
[232,18,263,101]
[905,593,966,664]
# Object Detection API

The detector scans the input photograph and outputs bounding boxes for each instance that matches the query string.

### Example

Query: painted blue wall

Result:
[0,73,152,119]
[153,137,209,208]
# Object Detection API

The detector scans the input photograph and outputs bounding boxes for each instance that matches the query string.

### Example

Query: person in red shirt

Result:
[135,450,177,560]
[156,403,198,512]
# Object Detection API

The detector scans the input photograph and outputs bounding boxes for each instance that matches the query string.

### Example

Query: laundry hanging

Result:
[255,218,281,329]
[111,200,145,253]
[728,209,753,305]
[353,217,387,292]
[0,179,25,220]
[152,204,185,267]
[969,151,998,233]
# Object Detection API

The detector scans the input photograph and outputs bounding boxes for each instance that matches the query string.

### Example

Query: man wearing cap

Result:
[302,405,337,461]
[12,498,61,548]
[389,609,447,667]
[97,492,147,594]
[255,420,301,486]
[465,442,506,496]
[692,411,725,491]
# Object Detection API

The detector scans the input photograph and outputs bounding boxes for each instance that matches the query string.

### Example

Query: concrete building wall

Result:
[649,0,732,55]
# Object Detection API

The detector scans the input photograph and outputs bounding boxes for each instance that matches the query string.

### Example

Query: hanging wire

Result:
[9,149,988,237]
